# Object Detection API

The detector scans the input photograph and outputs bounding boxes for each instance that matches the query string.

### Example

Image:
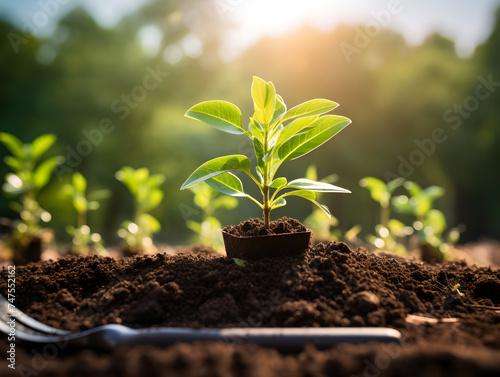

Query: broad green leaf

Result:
[32,134,56,160]
[72,172,87,193]
[403,181,422,197]
[270,95,287,127]
[388,219,407,236]
[360,177,386,203]
[0,132,25,159]
[287,178,350,193]
[270,177,287,188]
[116,167,141,195]
[392,195,413,214]
[282,99,339,122]
[278,115,351,162]
[277,190,331,218]
[33,156,59,189]
[181,155,251,190]
[251,77,276,125]
[205,172,248,197]
[275,115,319,148]
[4,156,22,172]
[271,197,286,209]
[186,100,244,135]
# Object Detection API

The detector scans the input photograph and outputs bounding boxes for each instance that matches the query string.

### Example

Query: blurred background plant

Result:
[186,183,238,252]
[304,165,361,243]
[359,177,412,255]
[1,0,499,250]
[0,132,62,263]
[63,172,109,255]
[392,181,461,262]
[115,167,165,254]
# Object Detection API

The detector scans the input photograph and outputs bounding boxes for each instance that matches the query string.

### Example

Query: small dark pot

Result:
[222,231,311,260]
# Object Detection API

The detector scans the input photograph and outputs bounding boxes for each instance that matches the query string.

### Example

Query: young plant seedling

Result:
[392,181,460,261]
[63,172,109,255]
[0,132,62,261]
[116,166,165,254]
[186,184,238,251]
[181,77,351,229]
[359,177,412,254]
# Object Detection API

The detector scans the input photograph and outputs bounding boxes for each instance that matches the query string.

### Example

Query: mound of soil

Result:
[223,217,310,237]
[1,241,499,376]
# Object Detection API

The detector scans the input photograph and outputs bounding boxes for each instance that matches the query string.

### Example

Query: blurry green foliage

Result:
[392,181,460,261]
[0,132,61,243]
[0,2,499,246]
[63,172,109,255]
[186,184,238,251]
[115,166,165,253]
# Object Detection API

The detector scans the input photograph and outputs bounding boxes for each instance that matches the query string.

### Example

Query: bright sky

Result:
[1,0,499,59]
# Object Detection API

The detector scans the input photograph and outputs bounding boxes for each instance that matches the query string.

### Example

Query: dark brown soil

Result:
[223,216,310,237]
[1,242,500,376]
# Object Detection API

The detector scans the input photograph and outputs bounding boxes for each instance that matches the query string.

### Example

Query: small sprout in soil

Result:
[360,177,410,254]
[181,76,351,229]
[0,132,62,258]
[186,184,238,252]
[392,181,461,262]
[233,258,246,266]
[452,284,464,297]
[63,172,109,255]
[115,166,165,254]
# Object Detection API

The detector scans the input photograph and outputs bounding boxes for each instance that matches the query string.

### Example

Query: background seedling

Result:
[63,172,109,255]
[116,166,165,254]
[392,181,461,261]
[360,177,412,254]
[0,132,62,260]
[181,76,351,229]
[186,184,238,251]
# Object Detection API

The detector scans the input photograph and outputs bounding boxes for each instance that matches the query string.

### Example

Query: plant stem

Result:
[263,120,270,229]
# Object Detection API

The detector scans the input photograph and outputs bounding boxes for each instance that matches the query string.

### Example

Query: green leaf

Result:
[213,195,239,210]
[278,115,351,162]
[274,115,319,148]
[233,258,246,266]
[33,156,59,189]
[181,155,252,190]
[0,132,25,159]
[88,189,110,201]
[286,178,350,193]
[143,189,163,212]
[282,99,339,122]
[31,134,56,160]
[388,219,407,236]
[252,136,265,173]
[88,201,100,211]
[251,77,276,125]
[72,172,87,193]
[139,213,161,233]
[360,177,386,203]
[387,178,405,194]
[74,196,87,213]
[271,197,286,209]
[4,156,22,172]
[270,95,287,127]
[146,174,166,189]
[270,177,287,188]
[186,100,244,135]
[423,209,446,235]
[277,190,331,218]
[205,172,248,197]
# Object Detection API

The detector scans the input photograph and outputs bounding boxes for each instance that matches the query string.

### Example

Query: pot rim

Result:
[221,230,311,240]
